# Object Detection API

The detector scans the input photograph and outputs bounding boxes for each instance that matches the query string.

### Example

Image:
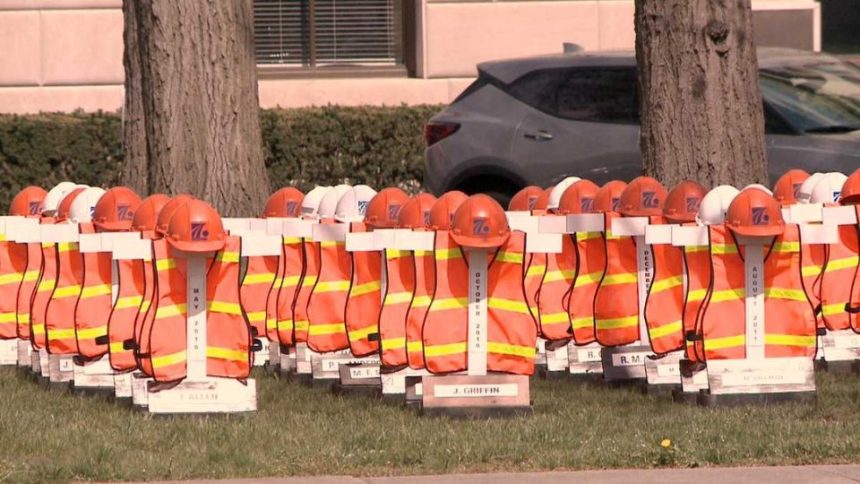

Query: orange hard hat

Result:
[166,199,226,253]
[56,187,87,222]
[558,180,600,215]
[594,180,628,213]
[93,186,142,231]
[131,194,171,233]
[398,193,438,229]
[664,181,707,223]
[9,186,47,217]
[773,169,811,206]
[726,188,785,237]
[619,176,667,217]
[840,168,860,206]
[365,187,410,229]
[155,194,194,236]
[263,187,304,218]
[533,188,553,213]
[508,186,543,212]
[451,194,511,249]
[429,191,469,230]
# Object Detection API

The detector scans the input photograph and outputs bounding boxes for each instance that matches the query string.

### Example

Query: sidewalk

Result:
[157,465,860,484]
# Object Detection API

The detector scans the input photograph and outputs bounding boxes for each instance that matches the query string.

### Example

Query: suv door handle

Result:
[524,130,553,141]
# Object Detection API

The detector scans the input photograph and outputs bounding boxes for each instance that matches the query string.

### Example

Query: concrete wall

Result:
[0,0,821,114]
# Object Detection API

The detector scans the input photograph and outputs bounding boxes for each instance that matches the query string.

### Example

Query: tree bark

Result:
[122,0,270,216]
[635,0,768,189]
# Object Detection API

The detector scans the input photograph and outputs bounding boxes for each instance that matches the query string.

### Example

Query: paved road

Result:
[153,465,860,484]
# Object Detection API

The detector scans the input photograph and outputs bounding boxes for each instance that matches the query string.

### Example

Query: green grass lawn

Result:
[2,367,860,483]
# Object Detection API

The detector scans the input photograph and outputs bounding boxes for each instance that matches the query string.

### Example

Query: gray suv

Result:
[424,48,860,203]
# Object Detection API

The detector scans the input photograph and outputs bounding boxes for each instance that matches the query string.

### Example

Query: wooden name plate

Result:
[147,378,257,414]
[421,374,531,418]
[568,342,603,376]
[820,330,860,363]
[0,339,17,366]
[16,340,31,368]
[644,350,682,387]
[601,345,651,381]
[705,357,815,396]
[131,372,151,408]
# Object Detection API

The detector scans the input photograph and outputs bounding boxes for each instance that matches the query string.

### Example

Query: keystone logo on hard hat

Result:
[388,204,402,221]
[833,191,841,203]
[686,196,701,213]
[357,200,368,215]
[28,201,40,215]
[191,222,209,240]
[423,210,431,226]
[580,197,594,213]
[117,204,134,220]
[528,196,538,211]
[473,217,490,235]
[611,197,621,212]
[286,201,298,215]
[792,183,802,200]
[642,191,660,208]
[751,207,770,225]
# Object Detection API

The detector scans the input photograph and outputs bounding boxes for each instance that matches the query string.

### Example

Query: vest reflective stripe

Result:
[216,251,240,263]
[576,232,601,241]
[764,334,816,347]
[825,256,859,273]
[76,326,107,340]
[649,320,683,340]
[207,346,248,362]
[488,342,536,359]
[703,334,746,352]
[822,303,848,317]
[487,297,530,314]
[435,248,463,260]
[710,288,745,302]
[247,311,266,323]
[349,324,377,341]
[801,264,823,277]
[57,242,78,253]
[541,312,570,325]
[37,280,56,292]
[207,301,243,315]
[423,232,469,374]
[308,323,346,336]
[543,269,575,283]
[765,287,808,302]
[116,295,143,309]
[313,280,350,293]
[594,212,642,347]
[537,235,575,341]
[156,259,176,271]
[307,229,352,353]
[424,342,467,357]
[207,236,252,379]
[595,315,639,330]
[688,289,707,302]
[411,295,431,307]
[79,284,111,299]
[156,304,187,319]
[650,275,683,294]
[152,350,185,369]
[428,297,468,311]
[381,337,406,349]
[571,316,594,329]
[243,272,275,285]
[383,291,413,305]
[48,328,77,341]
[0,272,23,286]
[601,273,638,285]
[0,313,15,324]
[526,264,545,277]
[351,280,381,297]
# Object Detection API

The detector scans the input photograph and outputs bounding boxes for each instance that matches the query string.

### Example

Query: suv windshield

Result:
[760,61,860,134]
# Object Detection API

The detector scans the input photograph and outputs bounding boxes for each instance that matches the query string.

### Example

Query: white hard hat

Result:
[68,187,106,223]
[797,173,824,204]
[810,172,848,204]
[318,184,352,220]
[43,181,79,214]
[301,186,332,220]
[696,185,740,225]
[335,185,377,223]
[743,184,773,195]
[548,176,582,211]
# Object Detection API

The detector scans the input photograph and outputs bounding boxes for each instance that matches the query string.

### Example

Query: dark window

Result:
[254,0,404,69]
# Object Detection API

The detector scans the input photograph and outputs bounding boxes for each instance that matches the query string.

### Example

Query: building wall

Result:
[0,0,821,114]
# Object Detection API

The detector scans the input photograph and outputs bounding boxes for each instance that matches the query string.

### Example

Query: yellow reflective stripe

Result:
[574,271,603,288]
[541,312,570,325]
[410,295,432,308]
[57,242,78,253]
[487,297,530,314]
[382,337,406,350]
[140,300,151,312]
[207,346,248,362]
[822,303,847,317]
[76,325,107,340]
[601,273,637,286]
[0,272,23,285]
[407,340,423,353]
[711,243,738,255]
[294,320,309,331]
[650,276,683,294]
[308,323,346,336]
[281,275,301,287]
[349,324,378,341]
[571,316,594,329]
[576,232,601,242]
[48,328,77,340]
[31,323,45,335]
[488,342,536,358]
[314,280,350,293]
[435,248,462,260]
[41,242,54,248]
[300,275,318,288]
[22,270,39,282]
[283,236,302,244]
[37,280,56,292]
[544,269,575,283]
[350,280,381,297]
[156,259,176,272]
[424,342,467,357]
[0,312,16,324]
[825,256,859,273]
[320,241,344,248]
[496,251,523,264]
[52,285,81,299]
[687,289,707,302]
[383,291,412,305]
[703,335,745,351]
[17,313,30,323]
[277,319,294,330]
[772,241,800,253]
[243,273,275,285]
[266,318,278,330]
[152,350,186,368]
[155,304,187,319]
[217,251,240,263]
[385,249,409,259]
[765,287,807,302]
[80,284,111,299]
[110,341,127,353]
[247,311,266,323]
[525,265,546,278]
[765,333,816,347]
[801,265,822,277]
[429,297,468,311]
[649,320,683,340]
[116,295,143,309]
[684,245,708,253]
[208,301,243,315]
[596,315,638,330]
[414,250,430,257]
[709,288,745,303]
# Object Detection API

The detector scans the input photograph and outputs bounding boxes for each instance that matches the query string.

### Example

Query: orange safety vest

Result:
[16,241,41,342]
[206,236,253,378]
[292,238,319,345]
[240,255,277,338]
[379,247,415,369]
[74,224,113,359]
[30,239,58,351]
[800,243,825,336]
[274,235,304,346]
[406,246,434,369]
[133,245,156,371]
[422,231,468,374]
[593,212,641,347]
[524,253,545,323]
[643,218,684,355]
[144,239,188,381]
[846,206,860,330]
[45,239,83,354]
[536,235,575,341]
[487,231,537,375]
[682,242,710,363]
[0,238,27,339]
[819,225,859,331]
[306,230,350,353]
[107,258,145,371]
[566,231,604,345]
[344,222,382,357]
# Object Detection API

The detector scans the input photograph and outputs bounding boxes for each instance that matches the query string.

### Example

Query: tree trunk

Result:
[635,0,768,189]
[122,0,270,216]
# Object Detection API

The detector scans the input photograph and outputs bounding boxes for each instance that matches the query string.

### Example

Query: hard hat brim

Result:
[95,220,133,231]
[728,224,785,237]
[840,194,860,206]
[167,237,226,253]
[451,232,510,249]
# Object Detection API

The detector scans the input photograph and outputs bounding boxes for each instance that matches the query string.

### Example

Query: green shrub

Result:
[0,105,443,211]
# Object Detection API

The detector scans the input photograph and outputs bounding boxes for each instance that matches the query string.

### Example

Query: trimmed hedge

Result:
[0,105,443,211]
